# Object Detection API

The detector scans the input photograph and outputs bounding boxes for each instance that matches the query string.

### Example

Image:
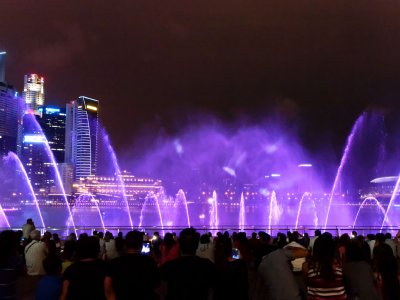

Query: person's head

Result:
[164,232,175,248]
[53,233,60,243]
[179,228,200,255]
[104,231,113,241]
[251,232,257,239]
[314,229,321,237]
[384,232,392,240]
[312,232,336,280]
[200,234,210,245]
[375,233,386,246]
[125,230,143,250]
[76,236,100,260]
[62,240,76,260]
[346,240,365,262]
[27,218,33,225]
[339,233,351,247]
[92,230,98,236]
[117,232,123,239]
[223,231,230,238]
[30,230,41,241]
[43,255,62,276]
[68,232,77,241]
[214,236,233,269]
[98,232,104,239]
[351,231,357,238]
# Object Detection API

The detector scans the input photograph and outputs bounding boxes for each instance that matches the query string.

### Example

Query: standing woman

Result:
[303,232,347,300]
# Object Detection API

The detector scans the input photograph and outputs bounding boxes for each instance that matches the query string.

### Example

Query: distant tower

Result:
[0,83,20,155]
[38,106,66,163]
[65,96,99,179]
[0,51,6,82]
[23,74,45,114]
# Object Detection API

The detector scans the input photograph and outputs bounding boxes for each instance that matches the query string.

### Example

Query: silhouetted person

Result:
[0,230,24,300]
[60,236,114,300]
[35,255,63,300]
[214,235,248,300]
[107,230,160,300]
[161,228,217,300]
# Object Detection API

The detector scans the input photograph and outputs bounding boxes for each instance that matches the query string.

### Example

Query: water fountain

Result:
[324,114,365,229]
[24,113,76,233]
[175,189,191,228]
[295,192,318,229]
[0,204,10,228]
[3,152,45,229]
[139,191,165,236]
[72,194,106,233]
[239,192,246,231]
[353,196,388,229]
[101,129,133,229]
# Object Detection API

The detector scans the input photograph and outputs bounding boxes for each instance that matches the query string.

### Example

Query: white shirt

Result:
[104,239,119,260]
[25,240,47,275]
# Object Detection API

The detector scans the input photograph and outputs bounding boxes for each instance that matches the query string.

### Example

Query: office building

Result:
[0,51,6,83]
[65,96,99,179]
[23,74,45,114]
[38,106,66,163]
[0,82,20,155]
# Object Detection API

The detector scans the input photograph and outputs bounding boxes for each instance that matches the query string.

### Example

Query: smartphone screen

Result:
[232,248,240,260]
[141,242,151,255]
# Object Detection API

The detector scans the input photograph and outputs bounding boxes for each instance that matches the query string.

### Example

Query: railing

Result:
[2,225,399,238]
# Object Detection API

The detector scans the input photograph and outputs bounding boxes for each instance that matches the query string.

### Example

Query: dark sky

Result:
[1,1,400,156]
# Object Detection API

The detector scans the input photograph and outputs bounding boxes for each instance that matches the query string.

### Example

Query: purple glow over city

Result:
[1,108,400,235]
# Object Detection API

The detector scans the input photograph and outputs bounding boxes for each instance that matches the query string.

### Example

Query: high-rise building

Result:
[65,96,99,180]
[38,106,66,163]
[0,83,20,155]
[0,51,6,83]
[20,113,52,195]
[23,74,44,114]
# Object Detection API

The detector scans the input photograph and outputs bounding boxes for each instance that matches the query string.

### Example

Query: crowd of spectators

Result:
[1,218,400,299]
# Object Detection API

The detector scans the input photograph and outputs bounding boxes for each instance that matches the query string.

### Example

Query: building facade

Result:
[0,82,20,155]
[23,74,44,114]
[38,106,66,163]
[65,96,99,180]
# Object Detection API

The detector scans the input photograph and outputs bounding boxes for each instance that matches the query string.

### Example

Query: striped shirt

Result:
[306,265,347,300]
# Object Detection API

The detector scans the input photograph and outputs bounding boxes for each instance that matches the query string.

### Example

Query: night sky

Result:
[1,1,400,158]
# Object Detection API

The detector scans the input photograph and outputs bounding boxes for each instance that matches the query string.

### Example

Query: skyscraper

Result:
[38,106,66,163]
[65,96,99,180]
[0,51,6,83]
[23,74,44,114]
[0,82,20,155]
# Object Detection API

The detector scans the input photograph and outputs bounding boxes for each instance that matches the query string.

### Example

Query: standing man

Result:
[22,218,35,242]
[25,230,47,276]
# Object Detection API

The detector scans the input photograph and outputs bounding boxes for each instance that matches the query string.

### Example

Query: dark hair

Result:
[62,240,77,260]
[164,233,175,249]
[125,231,143,250]
[200,234,210,244]
[43,255,62,275]
[311,232,336,280]
[179,228,200,255]
[76,236,100,259]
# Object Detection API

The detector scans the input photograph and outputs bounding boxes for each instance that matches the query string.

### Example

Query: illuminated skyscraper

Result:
[0,82,20,155]
[38,106,66,163]
[65,96,99,179]
[0,51,6,83]
[23,74,45,114]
